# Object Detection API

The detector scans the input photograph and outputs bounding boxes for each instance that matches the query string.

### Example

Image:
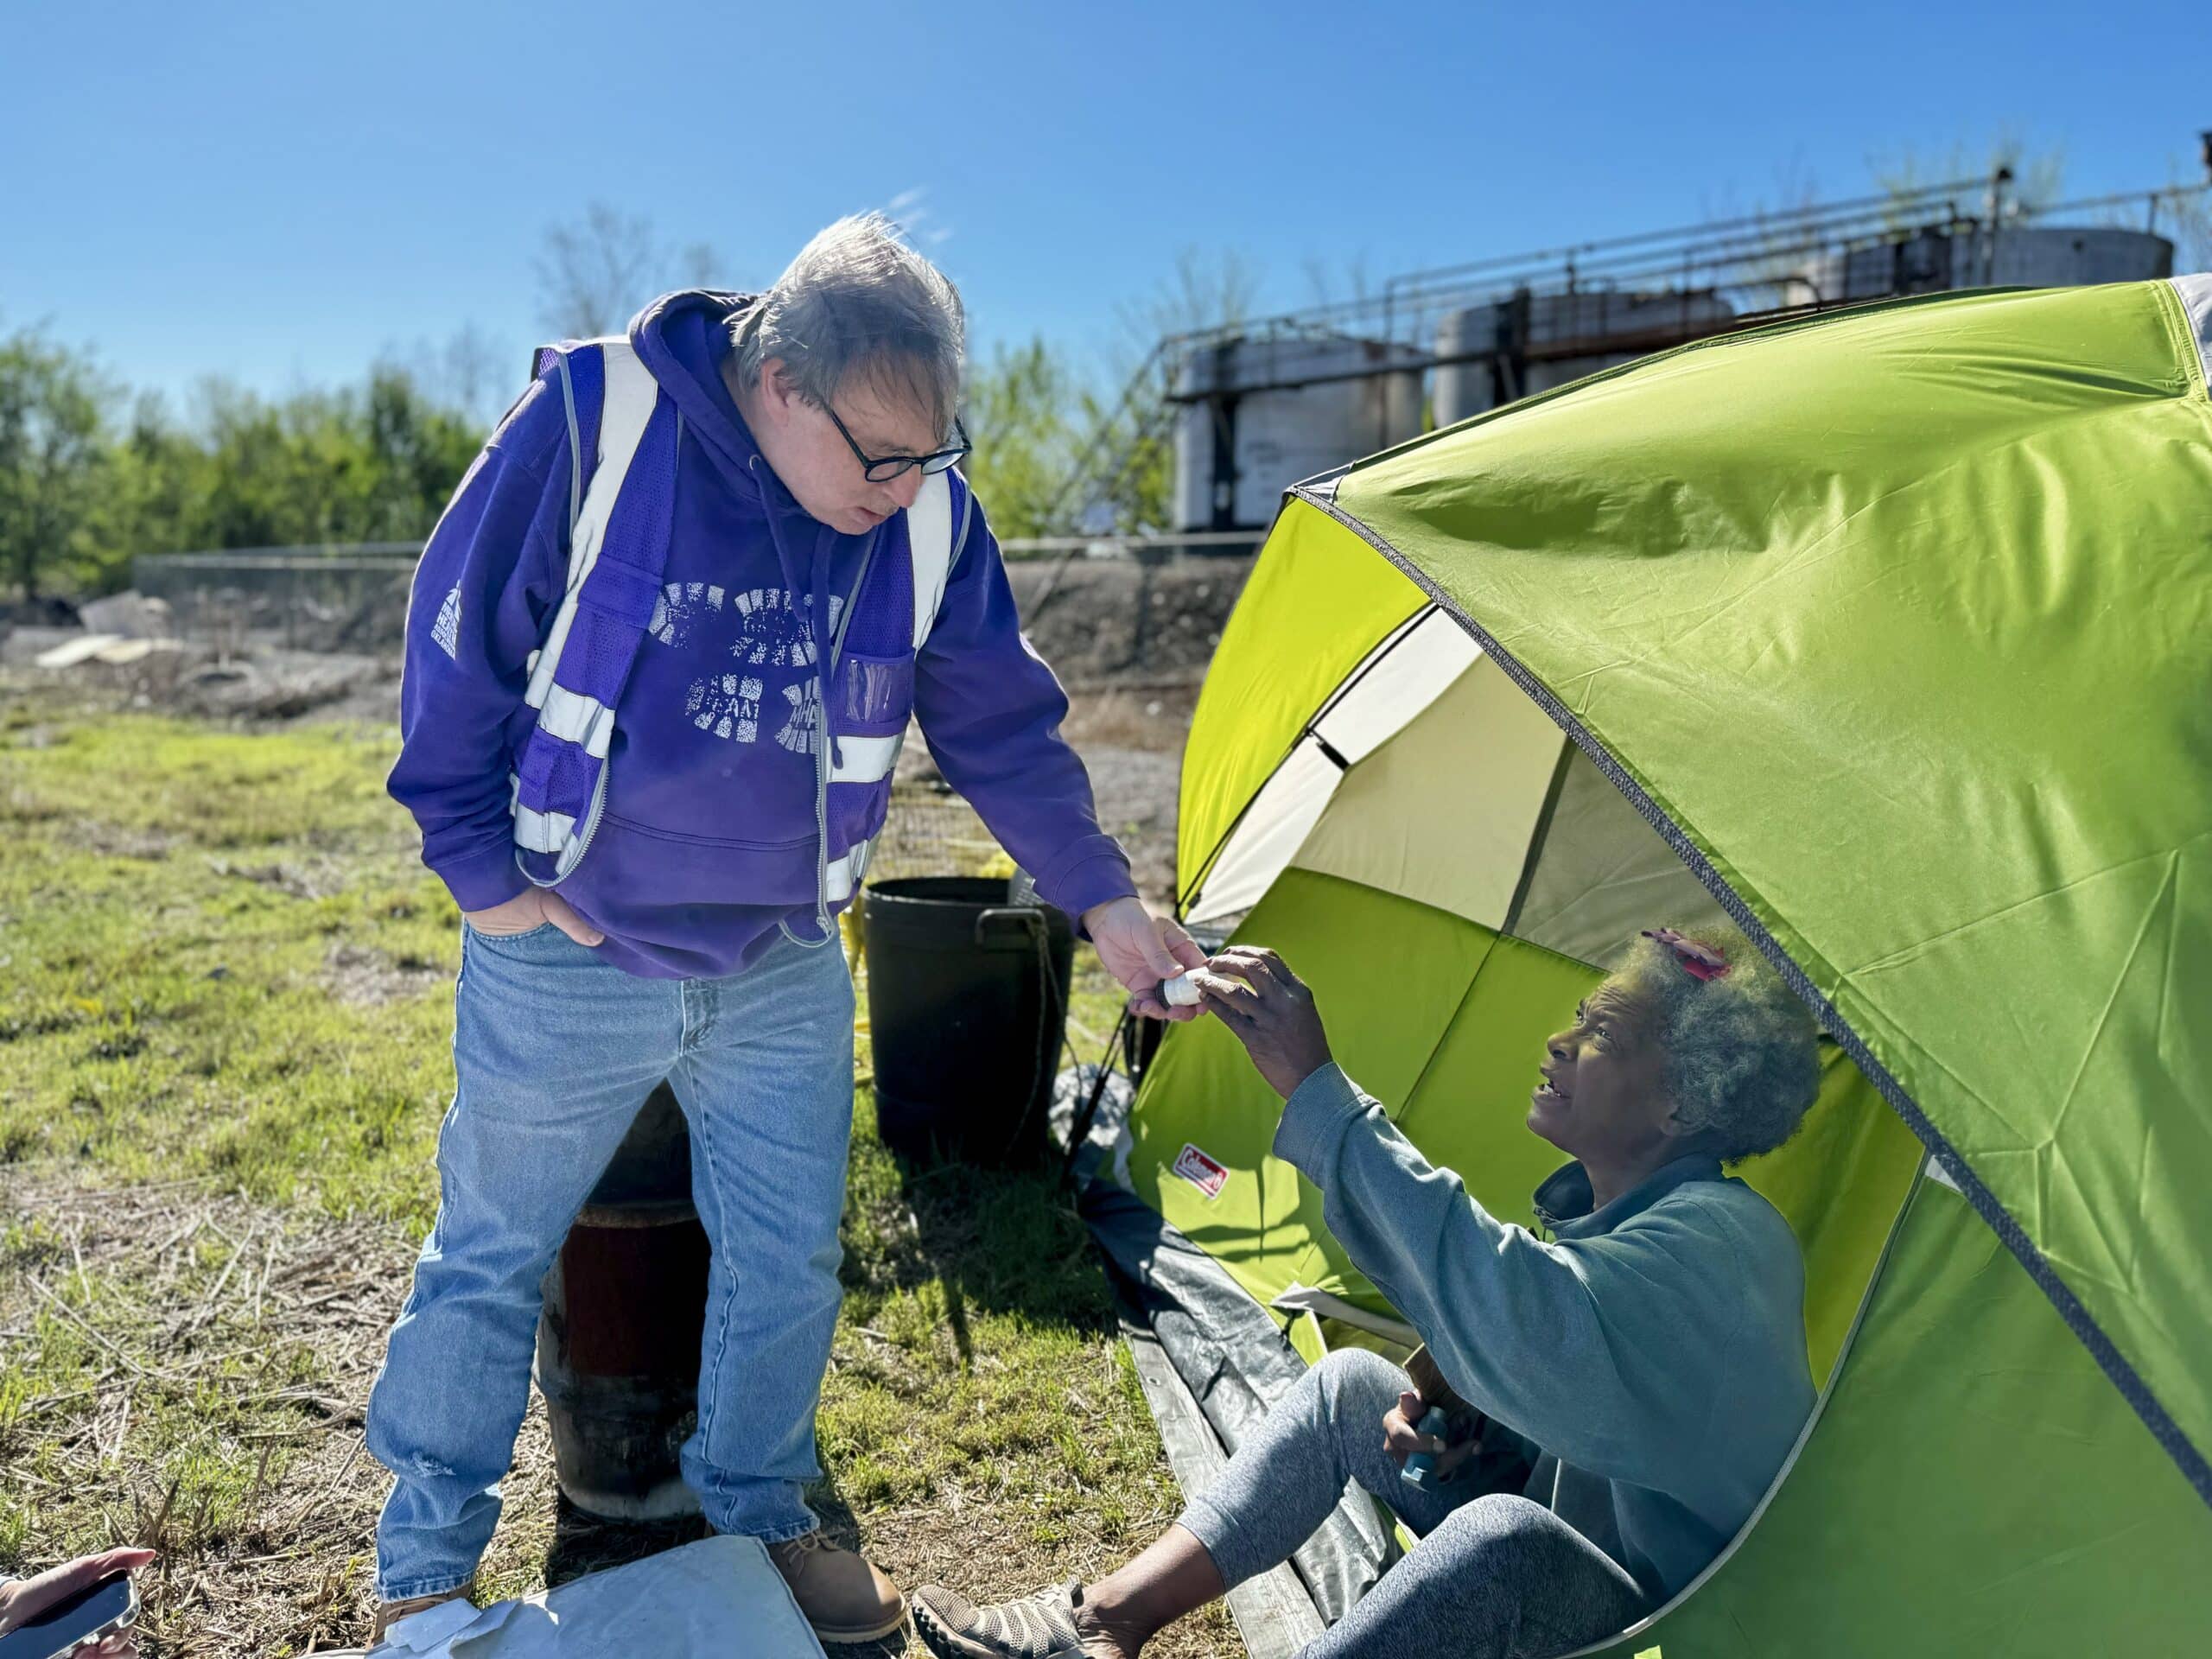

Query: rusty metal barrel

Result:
[534,1082,708,1519]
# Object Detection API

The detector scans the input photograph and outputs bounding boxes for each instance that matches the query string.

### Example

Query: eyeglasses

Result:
[821,402,972,483]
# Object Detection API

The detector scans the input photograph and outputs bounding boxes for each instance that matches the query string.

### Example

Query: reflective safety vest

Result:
[506,337,963,918]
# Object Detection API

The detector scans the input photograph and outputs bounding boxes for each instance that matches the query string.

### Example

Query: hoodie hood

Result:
[628,289,769,488]
[629,288,846,647]
[1532,1152,1727,1239]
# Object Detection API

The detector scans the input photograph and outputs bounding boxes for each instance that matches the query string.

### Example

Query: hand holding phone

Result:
[1382,1390,1481,1489]
[0,1548,154,1659]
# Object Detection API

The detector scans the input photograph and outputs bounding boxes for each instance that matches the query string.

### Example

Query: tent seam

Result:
[2152,275,2211,401]
[1501,741,1576,938]
[1291,480,2212,1516]
[1178,601,1435,914]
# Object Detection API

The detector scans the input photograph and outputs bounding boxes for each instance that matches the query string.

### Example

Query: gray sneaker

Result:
[911,1579,1086,1659]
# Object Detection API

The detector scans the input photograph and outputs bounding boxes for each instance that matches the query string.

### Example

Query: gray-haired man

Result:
[369,216,1202,1645]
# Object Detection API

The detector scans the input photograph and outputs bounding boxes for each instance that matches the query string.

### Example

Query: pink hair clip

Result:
[1643,928,1732,982]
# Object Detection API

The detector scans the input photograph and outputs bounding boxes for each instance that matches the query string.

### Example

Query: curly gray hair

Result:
[1614,922,1821,1163]
[729,212,966,440]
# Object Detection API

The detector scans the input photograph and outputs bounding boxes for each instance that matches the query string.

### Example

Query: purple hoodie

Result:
[388,290,1135,978]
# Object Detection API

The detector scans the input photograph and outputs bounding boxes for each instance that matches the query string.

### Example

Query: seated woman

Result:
[913,924,1822,1659]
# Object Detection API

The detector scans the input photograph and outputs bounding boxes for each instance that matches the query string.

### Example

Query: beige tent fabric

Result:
[1186,741,1344,926]
[1185,611,1478,926]
[1293,654,1564,931]
[1513,746,1733,969]
[1187,605,1726,970]
[1310,609,1481,762]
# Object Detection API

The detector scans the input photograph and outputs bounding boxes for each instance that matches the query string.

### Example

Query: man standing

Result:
[368,216,1197,1645]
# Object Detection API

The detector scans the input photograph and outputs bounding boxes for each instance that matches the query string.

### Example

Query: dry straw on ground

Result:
[0,677,1228,1658]
[2,1161,1236,1659]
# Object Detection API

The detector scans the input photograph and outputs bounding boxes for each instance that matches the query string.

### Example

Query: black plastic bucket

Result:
[861,876,1074,1166]
[536,1082,708,1520]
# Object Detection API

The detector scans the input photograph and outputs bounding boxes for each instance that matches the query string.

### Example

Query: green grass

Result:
[0,690,1228,1657]
[0,709,457,1217]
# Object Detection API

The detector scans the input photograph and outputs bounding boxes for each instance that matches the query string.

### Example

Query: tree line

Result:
[0,332,492,605]
[2,200,1236,607]
[0,319,1186,607]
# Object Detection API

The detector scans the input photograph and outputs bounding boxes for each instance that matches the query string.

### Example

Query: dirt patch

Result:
[323,941,449,1007]
[1073,747,1181,905]
[0,1177,419,1654]
[204,857,339,902]
[73,821,181,861]
[170,651,396,725]
[0,643,394,730]
[1057,686,1198,906]
[876,686,1198,907]
[0,1160,1235,1659]
[12,556,1233,905]
[1061,684,1200,751]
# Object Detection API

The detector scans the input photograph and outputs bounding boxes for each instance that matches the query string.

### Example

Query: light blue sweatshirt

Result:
[1274,1063,1815,1602]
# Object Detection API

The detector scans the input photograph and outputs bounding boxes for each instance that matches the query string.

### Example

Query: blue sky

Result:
[5,0,2205,415]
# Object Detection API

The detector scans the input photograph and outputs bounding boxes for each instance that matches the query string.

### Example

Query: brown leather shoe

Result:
[768,1530,906,1643]
[370,1582,474,1646]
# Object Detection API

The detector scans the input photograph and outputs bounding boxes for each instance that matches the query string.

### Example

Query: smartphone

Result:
[0,1570,137,1659]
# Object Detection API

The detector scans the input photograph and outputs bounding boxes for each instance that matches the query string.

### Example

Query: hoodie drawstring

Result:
[753,455,880,951]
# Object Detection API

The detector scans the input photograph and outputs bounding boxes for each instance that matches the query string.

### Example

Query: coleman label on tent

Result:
[1171,1143,1230,1200]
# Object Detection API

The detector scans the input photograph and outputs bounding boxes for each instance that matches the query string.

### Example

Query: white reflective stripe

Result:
[905,470,956,648]
[512,806,573,855]
[830,733,901,785]
[2173,275,2212,393]
[525,340,661,713]
[510,809,577,860]
[537,683,617,760]
[1924,1154,1966,1194]
[507,771,580,855]
[822,834,889,903]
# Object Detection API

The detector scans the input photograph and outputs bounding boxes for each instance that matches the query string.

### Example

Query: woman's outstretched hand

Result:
[1198,946,1334,1099]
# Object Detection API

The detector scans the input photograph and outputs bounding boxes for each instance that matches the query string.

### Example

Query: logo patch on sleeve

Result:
[431,584,462,660]
[1170,1142,1230,1200]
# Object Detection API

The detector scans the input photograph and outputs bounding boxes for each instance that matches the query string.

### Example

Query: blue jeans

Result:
[365,921,856,1602]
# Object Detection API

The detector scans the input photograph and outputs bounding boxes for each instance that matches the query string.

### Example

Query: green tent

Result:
[1107,276,2212,1656]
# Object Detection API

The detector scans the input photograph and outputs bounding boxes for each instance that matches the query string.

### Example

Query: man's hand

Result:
[0,1547,156,1655]
[464,887,603,946]
[1382,1391,1480,1483]
[1083,897,1207,1021]
[1197,946,1333,1098]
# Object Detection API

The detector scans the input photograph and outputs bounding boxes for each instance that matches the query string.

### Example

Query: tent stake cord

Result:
[1061,1003,1136,1186]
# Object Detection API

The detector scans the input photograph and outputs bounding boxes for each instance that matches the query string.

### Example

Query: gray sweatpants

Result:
[1179,1349,1649,1659]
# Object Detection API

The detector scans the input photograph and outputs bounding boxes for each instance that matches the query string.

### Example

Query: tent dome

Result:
[1110,276,2212,1655]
